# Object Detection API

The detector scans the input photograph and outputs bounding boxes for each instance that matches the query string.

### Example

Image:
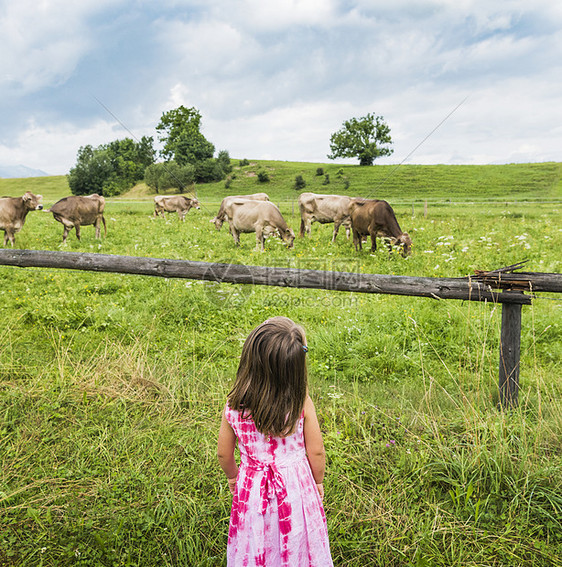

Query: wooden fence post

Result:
[498,295,522,409]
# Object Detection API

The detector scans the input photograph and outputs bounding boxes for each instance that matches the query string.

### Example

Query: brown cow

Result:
[350,199,412,256]
[212,193,269,230]
[48,194,106,243]
[0,191,43,246]
[298,192,353,242]
[154,195,200,221]
[220,199,294,251]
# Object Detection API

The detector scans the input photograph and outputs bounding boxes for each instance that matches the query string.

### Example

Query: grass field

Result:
[1,161,561,566]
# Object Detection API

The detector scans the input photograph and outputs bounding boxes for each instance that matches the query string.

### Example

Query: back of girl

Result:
[217,316,333,566]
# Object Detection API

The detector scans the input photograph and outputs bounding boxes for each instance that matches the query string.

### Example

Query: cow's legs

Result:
[255,227,265,251]
[4,231,14,246]
[332,222,340,243]
[178,211,186,221]
[300,217,312,237]
[230,225,240,246]
[75,224,81,241]
[369,231,378,253]
[94,219,101,239]
[333,218,352,242]
[344,220,351,240]
[352,229,362,251]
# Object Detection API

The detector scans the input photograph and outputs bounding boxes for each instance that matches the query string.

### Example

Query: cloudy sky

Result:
[1,0,561,175]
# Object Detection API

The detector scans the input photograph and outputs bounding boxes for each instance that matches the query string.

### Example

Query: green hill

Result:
[200,160,562,203]
[1,161,561,204]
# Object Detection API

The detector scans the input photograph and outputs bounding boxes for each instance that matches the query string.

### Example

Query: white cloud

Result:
[0,0,126,94]
[0,118,121,176]
[156,18,253,76]
[223,0,339,30]
[2,0,562,174]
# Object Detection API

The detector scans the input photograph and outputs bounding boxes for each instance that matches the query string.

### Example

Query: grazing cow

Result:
[298,192,354,242]
[153,195,200,221]
[212,193,270,230]
[350,199,412,256]
[0,191,43,246]
[220,199,295,251]
[48,194,106,243]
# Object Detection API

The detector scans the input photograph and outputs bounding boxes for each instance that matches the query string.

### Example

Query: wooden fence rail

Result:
[1,249,561,409]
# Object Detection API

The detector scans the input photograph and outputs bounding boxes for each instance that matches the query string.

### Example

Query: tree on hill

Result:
[155,106,231,184]
[328,114,393,166]
[144,162,196,194]
[156,106,215,166]
[67,136,155,196]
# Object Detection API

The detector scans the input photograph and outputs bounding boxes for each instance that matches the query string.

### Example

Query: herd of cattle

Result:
[0,190,411,256]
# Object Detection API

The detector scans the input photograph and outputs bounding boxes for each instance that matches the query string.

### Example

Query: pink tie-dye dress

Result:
[225,405,333,567]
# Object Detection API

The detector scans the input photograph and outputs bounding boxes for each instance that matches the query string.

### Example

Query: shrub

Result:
[217,150,232,176]
[257,170,270,183]
[195,159,226,183]
[294,175,306,191]
[239,158,250,167]
[144,162,196,193]
[316,167,324,176]
[323,174,330,185]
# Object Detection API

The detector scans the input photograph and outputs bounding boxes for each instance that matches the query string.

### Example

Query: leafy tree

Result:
[68,137,155,196]
[67,145,112,196]
[106,137,155,182]
[144,162,195,193]
[328,114,393,166]
[194,149,233,183]
[156,106,215,166]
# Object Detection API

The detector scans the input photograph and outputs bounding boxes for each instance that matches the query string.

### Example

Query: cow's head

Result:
[23,192,43,211]
[396,233,412,257]
[190,197,201,210]
[211,216,223,230]
[284,228,296,248]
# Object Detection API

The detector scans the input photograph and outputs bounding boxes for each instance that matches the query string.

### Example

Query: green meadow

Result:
[1,161,561,566]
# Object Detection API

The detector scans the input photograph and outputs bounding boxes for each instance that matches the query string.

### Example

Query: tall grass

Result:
[1,306,560,565]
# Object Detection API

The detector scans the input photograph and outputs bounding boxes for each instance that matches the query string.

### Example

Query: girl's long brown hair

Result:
[228,317,308,437]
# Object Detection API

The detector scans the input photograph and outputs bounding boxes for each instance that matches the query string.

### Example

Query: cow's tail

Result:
[299,217,305,237]
[102,215,107,237]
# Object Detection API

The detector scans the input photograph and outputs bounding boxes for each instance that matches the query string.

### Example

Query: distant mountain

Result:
[0,165,50,178]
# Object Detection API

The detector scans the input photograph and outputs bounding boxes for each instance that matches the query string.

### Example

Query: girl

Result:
[218,317,333,566]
